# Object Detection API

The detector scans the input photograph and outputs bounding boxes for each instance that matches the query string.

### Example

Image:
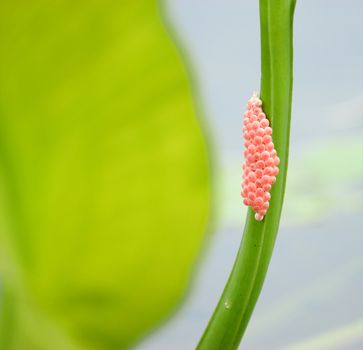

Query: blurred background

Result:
[137,0,363,349]
[0,1,362,350]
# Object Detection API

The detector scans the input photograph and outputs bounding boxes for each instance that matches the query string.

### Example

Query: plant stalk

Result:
[196,0,297,348]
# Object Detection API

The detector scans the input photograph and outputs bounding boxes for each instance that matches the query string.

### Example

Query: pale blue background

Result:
[137,1,363,349]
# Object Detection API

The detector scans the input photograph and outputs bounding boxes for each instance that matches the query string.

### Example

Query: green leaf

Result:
[0,2,210,349]
[284,137,363,225]
[197,0,296,349]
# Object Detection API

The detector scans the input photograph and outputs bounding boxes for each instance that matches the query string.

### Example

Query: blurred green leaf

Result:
[0,2,210,349]
[284,319,363,350]
[284,137,363,226]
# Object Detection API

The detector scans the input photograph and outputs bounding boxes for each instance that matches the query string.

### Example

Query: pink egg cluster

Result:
[241,93,280,221]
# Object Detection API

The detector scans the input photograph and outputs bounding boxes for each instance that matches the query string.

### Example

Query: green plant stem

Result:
[196,0,296,349]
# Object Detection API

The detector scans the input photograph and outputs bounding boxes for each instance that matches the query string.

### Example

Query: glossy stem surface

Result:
[196,0,296,349]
